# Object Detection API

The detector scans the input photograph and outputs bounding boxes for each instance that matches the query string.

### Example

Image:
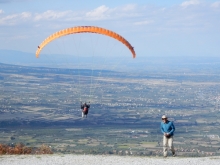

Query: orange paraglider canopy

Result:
[36,26,136,58]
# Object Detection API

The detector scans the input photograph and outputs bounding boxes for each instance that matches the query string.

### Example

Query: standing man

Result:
[160,115,175,157]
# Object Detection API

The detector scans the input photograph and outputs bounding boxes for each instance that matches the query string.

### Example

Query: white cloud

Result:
[0,5,142,26]
[121,4,137,11]
[134,20,151,26]
[181,0,201,8]
[0,12,31,25]
[211,1,220,8]
[34,10,72,21]
[21,12,31,19]
[85,5,110,20]
[0,14,18,25]
[84,5,138,21]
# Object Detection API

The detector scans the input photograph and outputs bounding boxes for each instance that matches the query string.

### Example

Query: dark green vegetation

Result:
[1,62,220,157]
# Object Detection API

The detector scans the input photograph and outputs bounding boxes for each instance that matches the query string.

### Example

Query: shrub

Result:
[0,143,52,155]
[34,144,53,154]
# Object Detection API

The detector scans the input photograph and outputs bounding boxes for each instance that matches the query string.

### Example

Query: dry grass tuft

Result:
[35,144,53,154]
[0,143,53,155]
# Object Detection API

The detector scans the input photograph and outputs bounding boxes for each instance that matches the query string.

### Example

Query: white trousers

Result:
[82,112,87,118]
[163,135,175,156]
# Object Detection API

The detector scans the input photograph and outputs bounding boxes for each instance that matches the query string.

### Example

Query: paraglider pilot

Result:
[81,102,90,118]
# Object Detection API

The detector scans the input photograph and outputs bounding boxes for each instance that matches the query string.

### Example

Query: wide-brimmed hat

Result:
[161,115,167,119]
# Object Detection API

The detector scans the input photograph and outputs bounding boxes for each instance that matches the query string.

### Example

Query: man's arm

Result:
[160,123,165,134]
[168,122,175,135]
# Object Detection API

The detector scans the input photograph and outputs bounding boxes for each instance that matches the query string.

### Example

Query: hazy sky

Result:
[0,0,220,58]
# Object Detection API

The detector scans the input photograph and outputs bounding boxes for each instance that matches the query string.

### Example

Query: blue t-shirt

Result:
[160,120,175,136]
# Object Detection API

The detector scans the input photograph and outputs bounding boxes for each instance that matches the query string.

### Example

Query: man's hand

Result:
[164,133,170,137]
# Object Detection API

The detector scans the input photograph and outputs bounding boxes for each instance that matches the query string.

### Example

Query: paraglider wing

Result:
[36,26,136,58]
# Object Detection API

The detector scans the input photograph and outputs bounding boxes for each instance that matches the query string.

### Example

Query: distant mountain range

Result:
[0,49,36,64]
[1,49,220,73]
[0,49,142,71]
[0,49,134,68]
